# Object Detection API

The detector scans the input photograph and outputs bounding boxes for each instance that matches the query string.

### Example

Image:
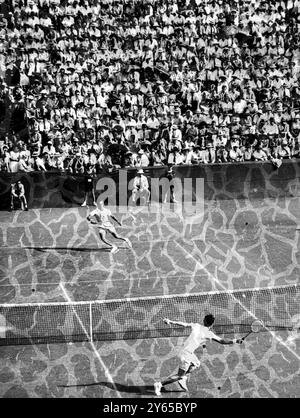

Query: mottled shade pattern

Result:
[0,160,299,397]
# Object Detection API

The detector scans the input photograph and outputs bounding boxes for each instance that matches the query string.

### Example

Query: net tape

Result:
[0,284,299,346]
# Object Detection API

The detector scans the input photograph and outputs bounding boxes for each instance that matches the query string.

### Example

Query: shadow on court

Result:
[59,381,182,395]
[24,246,111,252]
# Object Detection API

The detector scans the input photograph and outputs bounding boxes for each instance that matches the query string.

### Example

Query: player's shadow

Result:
[24,247,111,253]
[60,381,181,395]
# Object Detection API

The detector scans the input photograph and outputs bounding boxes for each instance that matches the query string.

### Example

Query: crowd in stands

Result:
[0,0,300,174]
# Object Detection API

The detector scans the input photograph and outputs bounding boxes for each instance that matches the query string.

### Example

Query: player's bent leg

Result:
[110,230,132,248]
[178,362,199,392]
[154,368,187,396]
[177,351,200,391]
[178,375,189,392]
[98,230,115,251]
[109,231,124,241]
[176,365,190,391]
[160,367,187,388]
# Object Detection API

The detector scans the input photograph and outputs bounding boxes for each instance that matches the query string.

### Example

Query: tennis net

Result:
[0,284,299,346]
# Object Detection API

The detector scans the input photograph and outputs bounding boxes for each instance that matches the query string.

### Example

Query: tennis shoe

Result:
[154,382,162,396]
[178,376,188,392]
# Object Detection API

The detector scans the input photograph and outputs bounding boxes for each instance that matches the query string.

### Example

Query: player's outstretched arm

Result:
[163,318,191,327]
[212,336,241,345]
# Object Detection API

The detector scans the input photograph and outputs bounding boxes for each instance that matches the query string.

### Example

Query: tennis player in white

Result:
[154,314,242,396]
[87,201,132,253]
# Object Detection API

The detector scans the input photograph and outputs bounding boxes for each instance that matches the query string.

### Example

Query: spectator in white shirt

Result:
[131,168,150,204]
[253,144,268,161]
[42,140,57,156]
[136,149,150,167]
[18,154,33,172]
[233,96,247,114]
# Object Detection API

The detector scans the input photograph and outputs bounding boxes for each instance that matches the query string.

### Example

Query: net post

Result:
[89,302,93,343]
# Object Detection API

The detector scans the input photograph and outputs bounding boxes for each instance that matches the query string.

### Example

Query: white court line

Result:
[59,283,121,397]
[178,244,300,361]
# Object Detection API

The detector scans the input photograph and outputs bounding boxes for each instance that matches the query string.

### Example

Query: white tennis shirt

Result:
[182,323,221,353]
[89,207,112,227]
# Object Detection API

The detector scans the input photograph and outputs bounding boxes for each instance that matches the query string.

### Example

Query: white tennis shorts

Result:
[179,349,201,371]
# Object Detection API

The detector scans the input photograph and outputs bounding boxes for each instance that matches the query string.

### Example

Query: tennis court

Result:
[0,331,299,398]
[0,192,299,397]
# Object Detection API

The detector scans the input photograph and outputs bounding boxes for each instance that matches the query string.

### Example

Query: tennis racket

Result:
[238,319,264,344]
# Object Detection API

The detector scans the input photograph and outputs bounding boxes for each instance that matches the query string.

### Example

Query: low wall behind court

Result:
[0,160,299,210]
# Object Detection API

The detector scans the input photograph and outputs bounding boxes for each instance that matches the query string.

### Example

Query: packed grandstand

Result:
[0,0,299,173]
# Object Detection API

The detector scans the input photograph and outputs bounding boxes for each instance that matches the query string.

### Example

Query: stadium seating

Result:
[0,0,299,173]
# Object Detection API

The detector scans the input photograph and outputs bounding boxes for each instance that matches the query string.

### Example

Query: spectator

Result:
[81,170,97,208]
[1,145,10,171]
[244,145,254,161]
[168,146,184,165]
[9,145,20,173]
[278,139,291,159]
[10,180,28,211]
[136,149,150,167]
[42,140,56,156]
[253,144,268,161]
[131,168,150,205]
[99,149,113,172]
[163,167,177,203]
[216,145,228,163]
[229,145,244,162]
[18,154,33,172]
[32,148,47,171]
